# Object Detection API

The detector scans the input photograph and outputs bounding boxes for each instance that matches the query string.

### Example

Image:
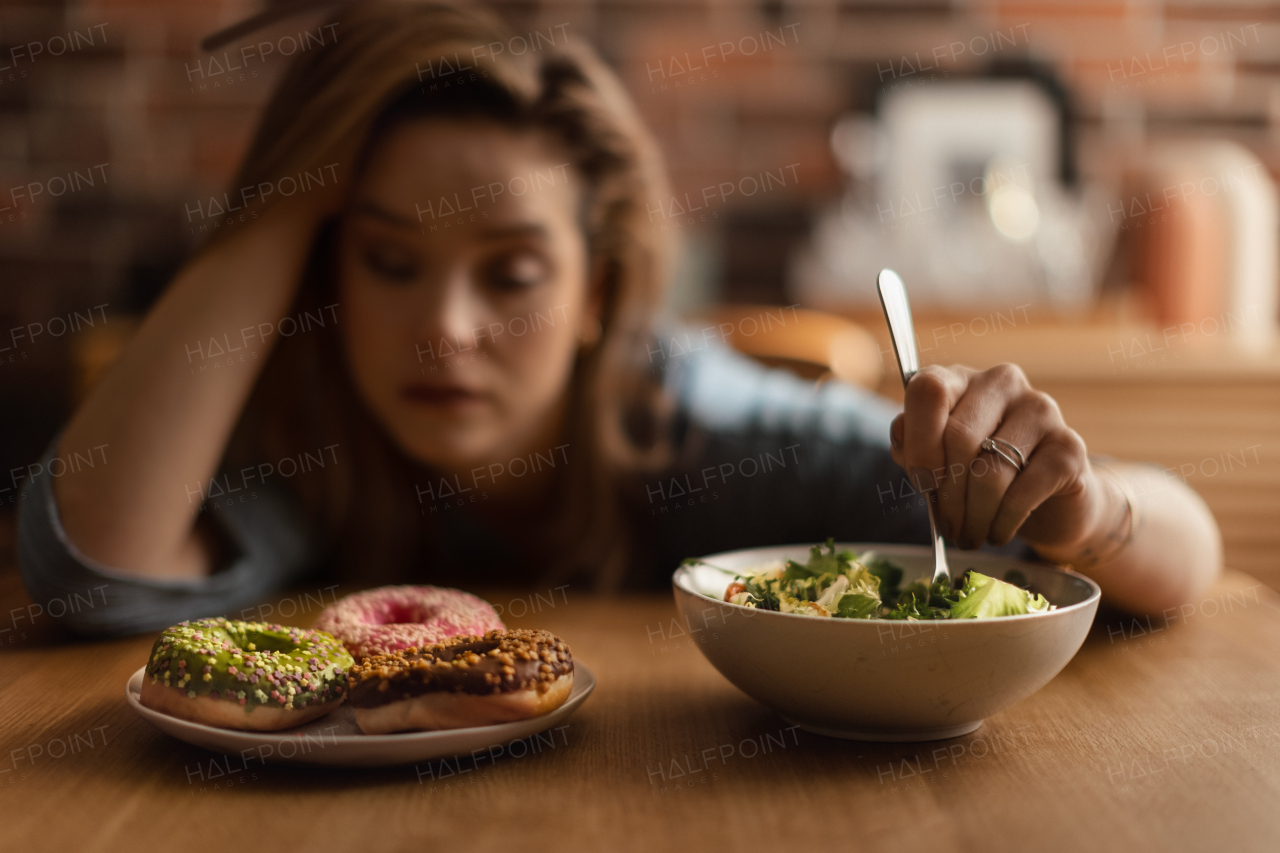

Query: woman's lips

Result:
[400,383,488,408]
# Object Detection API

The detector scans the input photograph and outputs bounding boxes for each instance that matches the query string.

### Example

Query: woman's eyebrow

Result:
[352,200,419,229]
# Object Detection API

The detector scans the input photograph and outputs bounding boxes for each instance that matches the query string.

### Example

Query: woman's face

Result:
[337,119,596,477]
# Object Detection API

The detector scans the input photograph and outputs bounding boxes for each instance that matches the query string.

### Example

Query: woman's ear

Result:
[579,255,607,347]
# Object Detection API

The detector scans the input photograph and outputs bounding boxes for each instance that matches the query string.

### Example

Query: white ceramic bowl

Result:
[672,543,1100,741]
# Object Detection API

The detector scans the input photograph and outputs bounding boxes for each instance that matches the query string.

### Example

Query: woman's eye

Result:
[483,251,548,291]
[361,246,418,282]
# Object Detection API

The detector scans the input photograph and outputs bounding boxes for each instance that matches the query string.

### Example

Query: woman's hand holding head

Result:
[44,1,672,584]
[337,118,598,490]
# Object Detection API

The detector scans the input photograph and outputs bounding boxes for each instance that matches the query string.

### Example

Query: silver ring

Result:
[980,436,1026,472]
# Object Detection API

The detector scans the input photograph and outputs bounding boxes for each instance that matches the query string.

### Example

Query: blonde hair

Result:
[216,1,673,588]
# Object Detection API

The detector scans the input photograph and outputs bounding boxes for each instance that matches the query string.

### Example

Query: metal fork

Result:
[876,268,951,587]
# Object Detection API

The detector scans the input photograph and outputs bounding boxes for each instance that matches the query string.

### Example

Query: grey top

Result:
[17,334,987,638]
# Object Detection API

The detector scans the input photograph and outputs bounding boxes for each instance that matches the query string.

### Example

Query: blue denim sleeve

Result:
[16,439,315,638]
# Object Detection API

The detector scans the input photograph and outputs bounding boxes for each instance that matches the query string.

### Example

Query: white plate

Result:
[125,662,595,767]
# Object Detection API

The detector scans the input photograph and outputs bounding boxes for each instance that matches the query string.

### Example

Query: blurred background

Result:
[3,0,1279,587]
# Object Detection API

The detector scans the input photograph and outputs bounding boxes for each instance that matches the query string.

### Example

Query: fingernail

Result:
[890,432,901,452]
[910,466,937,491]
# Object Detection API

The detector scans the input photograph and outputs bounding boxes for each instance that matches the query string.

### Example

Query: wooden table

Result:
[2,566,1279,852]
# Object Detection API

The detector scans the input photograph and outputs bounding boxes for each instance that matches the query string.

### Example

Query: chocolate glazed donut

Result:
[346,629,574,734]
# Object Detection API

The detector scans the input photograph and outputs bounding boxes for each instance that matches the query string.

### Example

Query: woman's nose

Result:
[415,268,486,349]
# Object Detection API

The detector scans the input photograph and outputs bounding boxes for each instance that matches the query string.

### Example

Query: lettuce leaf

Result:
[948,571,1052,619]
[857,551,904,594]
[784,539,849,583]
[836,592,880,619]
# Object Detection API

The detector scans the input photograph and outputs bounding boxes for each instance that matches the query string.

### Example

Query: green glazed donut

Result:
[141,617,354,731]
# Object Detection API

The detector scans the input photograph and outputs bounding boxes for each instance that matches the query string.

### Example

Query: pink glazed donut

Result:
[313,586,505,660]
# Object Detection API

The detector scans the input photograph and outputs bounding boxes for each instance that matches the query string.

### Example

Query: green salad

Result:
[687,540,1053,620]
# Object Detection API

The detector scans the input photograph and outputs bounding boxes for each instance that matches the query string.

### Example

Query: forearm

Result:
[54,208,318,578]
[1031,461,1222,616]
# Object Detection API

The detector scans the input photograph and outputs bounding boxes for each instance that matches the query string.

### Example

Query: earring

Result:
[579,316,603,347]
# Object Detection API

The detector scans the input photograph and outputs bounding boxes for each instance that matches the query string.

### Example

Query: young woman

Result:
[19,1,1220,635]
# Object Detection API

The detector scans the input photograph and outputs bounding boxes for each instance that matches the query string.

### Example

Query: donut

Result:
[345,629,573,734]
[140,617,354,731]
[313,585,504,660]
